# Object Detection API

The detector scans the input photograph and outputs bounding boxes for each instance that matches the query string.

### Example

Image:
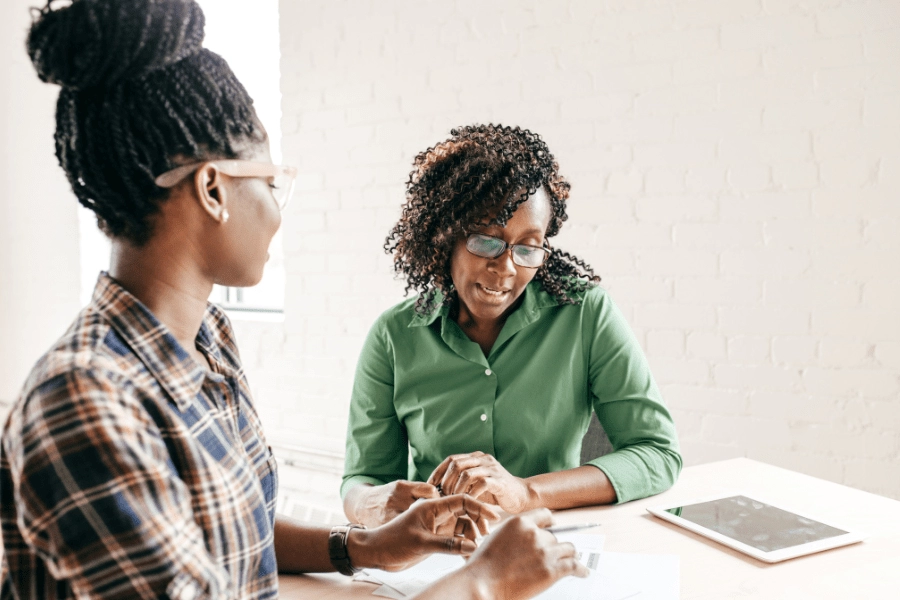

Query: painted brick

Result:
[647,330,686,357]
[674,277,762,305]
[874,342,900,370]
[771,161,819,189]
[673,223,763,249]
[747,390,834,422]
[633,303,717,330]
[636,194,718,222]
[819,339,872,368]
[764,279,860,309]
[686,332,728,360]
[604,277,674,303]
[728,335,771,363]
[802,367,899,398]
[648,357,710,385]
[720,249,811,278]
[664,384,746,414]
[713,364,802,392]
[637,248,719,277]
[773,336,819,365]
[720,307,810,336]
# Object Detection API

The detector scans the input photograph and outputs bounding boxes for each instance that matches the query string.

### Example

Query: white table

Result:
[279,458,900,599]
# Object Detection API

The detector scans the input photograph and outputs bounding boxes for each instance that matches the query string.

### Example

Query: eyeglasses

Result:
[465,233,551,268]
[154,160,298,211]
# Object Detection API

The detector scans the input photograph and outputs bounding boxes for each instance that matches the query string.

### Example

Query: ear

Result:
[193,162,230,224]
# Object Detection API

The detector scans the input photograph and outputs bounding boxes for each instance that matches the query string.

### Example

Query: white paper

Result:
[595,552,679,600]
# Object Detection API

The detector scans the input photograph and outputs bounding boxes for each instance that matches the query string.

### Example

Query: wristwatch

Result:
[328,524,366,576]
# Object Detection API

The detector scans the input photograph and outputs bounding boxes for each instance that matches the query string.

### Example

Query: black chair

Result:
[580,411,613,463]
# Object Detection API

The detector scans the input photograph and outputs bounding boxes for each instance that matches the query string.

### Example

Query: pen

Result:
[546,522,602,534]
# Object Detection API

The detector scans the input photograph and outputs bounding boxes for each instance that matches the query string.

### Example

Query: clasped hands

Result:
[348,453,588,598]
[355,451,534,528]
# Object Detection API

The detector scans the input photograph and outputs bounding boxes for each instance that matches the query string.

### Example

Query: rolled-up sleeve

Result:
[4,368,230,599]
[583,291,682,503]
[341,317,409,499]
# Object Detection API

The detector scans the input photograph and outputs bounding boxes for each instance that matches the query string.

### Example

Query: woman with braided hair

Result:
[2,2,588,598]
[343,125,682,527]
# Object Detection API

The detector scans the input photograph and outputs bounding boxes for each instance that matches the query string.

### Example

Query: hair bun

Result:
[27,0,205,90]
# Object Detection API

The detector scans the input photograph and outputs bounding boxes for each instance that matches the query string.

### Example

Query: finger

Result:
[556,556,591,579]
[454,515,477,540]
[453,467,489,496]
[519,507,555,530]
[441,456,487,493]
[428,494,501,530]
[465,478,491,502]
[550,541,578,560]
[422,533,478,556]
[427,457,454,486]
[429,452,481,486]
[408,481,441,499]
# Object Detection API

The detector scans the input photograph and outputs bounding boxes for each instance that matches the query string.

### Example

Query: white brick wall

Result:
[254,0,900,503]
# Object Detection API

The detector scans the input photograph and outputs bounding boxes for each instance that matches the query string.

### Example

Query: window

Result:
[79,0,284,315]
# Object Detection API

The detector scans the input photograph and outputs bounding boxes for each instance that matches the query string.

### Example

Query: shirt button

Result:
[485,369,492,376]
[480,413,487,421]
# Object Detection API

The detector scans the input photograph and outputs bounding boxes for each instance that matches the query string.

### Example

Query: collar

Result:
[91,272,216,412]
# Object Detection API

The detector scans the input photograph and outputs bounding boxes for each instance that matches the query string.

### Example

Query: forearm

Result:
[411,565,491,600]
[274,515,335,573]
[523,465,616,511]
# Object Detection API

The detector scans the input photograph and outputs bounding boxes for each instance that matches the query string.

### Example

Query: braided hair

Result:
[385,124,601,315]
[27,0,265,245]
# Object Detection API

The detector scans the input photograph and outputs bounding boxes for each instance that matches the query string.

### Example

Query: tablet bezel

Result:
[647,493,867,563]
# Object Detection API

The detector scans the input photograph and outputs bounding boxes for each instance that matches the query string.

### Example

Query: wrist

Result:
[330,524,367,575]
[457,560,500,600]
[345,526,377,570]
[519,477,541,512]
[347,485,380,527]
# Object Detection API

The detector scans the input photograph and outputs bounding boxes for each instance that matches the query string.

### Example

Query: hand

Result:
[428,451,534,514]
[461,509,589,600]
[350,495,501,572]
[347,480,441,527]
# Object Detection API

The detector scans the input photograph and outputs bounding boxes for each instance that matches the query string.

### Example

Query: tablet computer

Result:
[647,494,866,563]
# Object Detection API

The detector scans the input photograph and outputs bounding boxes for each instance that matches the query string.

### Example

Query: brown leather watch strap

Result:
[328,524,366,576]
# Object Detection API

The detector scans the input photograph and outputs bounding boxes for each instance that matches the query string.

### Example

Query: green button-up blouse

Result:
[341,281,681,504]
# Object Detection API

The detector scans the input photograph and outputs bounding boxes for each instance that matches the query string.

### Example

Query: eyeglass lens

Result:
[466,234,547,268]
[271,172,294,209]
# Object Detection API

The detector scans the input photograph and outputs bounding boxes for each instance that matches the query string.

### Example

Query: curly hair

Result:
[27,0,265,245]
[385,124,601,315]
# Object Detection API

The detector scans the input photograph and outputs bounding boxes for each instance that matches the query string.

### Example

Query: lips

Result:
[476,283,511,300]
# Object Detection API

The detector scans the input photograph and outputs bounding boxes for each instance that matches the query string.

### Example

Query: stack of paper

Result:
[355,534,678,599]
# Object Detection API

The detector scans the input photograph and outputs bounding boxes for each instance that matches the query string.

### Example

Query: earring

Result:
[221,209,230,224]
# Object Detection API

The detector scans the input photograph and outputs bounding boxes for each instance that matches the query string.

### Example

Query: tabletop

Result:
[278,458,900,599]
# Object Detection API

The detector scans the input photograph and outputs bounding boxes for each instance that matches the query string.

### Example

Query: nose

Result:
[487,246,517,277]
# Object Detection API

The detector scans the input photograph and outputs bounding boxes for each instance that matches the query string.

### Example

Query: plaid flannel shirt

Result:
[1,273,279,599]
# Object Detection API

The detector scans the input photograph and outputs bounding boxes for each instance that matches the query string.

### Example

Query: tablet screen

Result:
[665,495,847,552]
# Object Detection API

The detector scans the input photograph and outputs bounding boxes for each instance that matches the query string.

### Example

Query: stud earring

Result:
[222,209,230,224]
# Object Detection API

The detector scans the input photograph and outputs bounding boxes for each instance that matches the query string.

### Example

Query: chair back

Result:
[580,411,613,463]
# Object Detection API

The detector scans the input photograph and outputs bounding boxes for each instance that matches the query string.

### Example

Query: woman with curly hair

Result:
[343,124,682,526]
[1,3,587,598]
